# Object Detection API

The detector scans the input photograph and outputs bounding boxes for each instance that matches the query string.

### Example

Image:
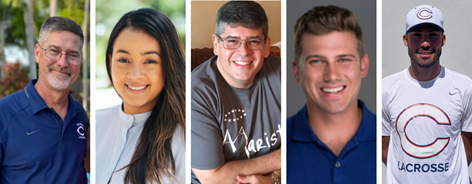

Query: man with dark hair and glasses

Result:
[0,17,88,183]
[191,1,281,184]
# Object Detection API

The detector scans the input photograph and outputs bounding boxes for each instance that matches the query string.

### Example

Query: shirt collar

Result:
[25,79,49,114]
[118,104,152,128]
[291,99,376,143]
[25,79,79,115]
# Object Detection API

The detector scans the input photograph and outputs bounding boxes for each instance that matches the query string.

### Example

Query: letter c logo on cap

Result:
[396,103,450,159]
[417,8,433,20]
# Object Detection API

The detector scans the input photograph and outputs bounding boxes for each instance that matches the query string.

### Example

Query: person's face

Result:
[212,24,271,88]
[403,24,446,68]
[35,31,82,91]
[110,28,164,114]
[293,32,368,114]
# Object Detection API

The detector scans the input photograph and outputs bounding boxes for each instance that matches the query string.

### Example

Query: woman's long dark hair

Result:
[105,8,185,184]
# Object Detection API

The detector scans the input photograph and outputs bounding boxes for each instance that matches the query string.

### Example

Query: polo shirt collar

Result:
[292,99,376,143]
[25,79,79,115]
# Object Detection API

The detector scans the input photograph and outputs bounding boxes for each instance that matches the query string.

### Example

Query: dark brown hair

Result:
[215,1,269,40]
[293,5,364,64]
[105,8,185,184]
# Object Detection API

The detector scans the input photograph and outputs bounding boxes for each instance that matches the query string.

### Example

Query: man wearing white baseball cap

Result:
[382,4,472,184]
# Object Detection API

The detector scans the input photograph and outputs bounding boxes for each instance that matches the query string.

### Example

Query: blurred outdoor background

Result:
[0,0,90,112]
[95,0,185,110]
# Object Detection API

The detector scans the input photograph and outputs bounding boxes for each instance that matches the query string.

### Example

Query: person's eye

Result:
[69,53,80,59]
[49,49,60,54]
[339,58,352,63]
[226,39,239,44]
[248,39,261,45]
[429,33,438,37]
[144,59,157,64]
[308,59,322,64]
[117,58,129,63]
[412,33,422,37]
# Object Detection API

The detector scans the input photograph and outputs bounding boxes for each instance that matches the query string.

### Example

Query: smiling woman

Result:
[96,8,186,184]
[110,28,165,115]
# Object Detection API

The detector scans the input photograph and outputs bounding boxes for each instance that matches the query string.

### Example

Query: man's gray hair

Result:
[38,17,84,46]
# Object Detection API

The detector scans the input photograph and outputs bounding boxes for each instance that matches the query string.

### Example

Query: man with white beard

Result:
[0,17,88,184]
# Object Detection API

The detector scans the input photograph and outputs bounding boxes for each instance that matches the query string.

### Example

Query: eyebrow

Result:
[337,54,357,58]
[304,54,356,61]
[115,49,161,57]
[225,35,263,40]
[115,49,129,55]
[305,54,324,61]
[142,51,161,56]
[48,45,80,53]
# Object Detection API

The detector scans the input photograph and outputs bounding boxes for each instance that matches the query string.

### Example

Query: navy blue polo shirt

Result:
[287,100,376,184]
[0,79,88,184]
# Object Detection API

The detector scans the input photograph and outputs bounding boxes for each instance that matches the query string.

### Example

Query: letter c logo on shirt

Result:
[396,103,450,158]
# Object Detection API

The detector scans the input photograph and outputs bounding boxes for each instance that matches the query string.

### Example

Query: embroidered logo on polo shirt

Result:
[26,129,41,136]
[76,123,86,139]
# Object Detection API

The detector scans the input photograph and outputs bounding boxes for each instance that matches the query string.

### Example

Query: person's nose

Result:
[323,62,341,82]
[236,40,251,56]
[127,64,144,80]
[421,35,431,50]
[56,53,69,68]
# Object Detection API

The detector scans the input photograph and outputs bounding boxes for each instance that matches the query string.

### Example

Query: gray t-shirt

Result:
[191,55,281,181]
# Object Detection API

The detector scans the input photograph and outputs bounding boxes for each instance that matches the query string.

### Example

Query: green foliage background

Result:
[1,0,87,50]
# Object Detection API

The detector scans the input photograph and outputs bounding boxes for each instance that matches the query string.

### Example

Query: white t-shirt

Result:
[96,104,185,184]
[382,67,472,184]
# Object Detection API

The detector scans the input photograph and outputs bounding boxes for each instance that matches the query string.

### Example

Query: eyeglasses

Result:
[38,44,82,65]
[216,35,266,50]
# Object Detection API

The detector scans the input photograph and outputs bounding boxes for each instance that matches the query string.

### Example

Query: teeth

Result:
[234,61,251,65]
[128,85,146,90]
[322,86,344,93]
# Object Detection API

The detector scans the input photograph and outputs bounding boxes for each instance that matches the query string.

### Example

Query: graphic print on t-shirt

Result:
[396,103,453,173]
[396,103,451,159]
[222,108,281,159]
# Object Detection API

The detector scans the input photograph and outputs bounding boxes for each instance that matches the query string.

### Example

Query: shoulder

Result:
[96,105,120,124]
[382,69,406,90]
[0,90,29,124]
[191,57,220,106]
[286,114,296,138]
[191,56,219,95]
[444,67,472,85]
[382,69,407,103]
[192,56,216,87]
[443,68,472,100]
[286,105,307,138]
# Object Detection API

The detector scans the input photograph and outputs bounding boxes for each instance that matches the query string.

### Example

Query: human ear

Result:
[292,60,301,83]
[360,54,369,78]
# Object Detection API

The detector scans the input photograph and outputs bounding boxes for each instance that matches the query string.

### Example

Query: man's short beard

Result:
[46,65,72,90]
[408,48,441,68]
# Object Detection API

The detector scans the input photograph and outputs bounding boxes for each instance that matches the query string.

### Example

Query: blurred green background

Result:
[0,0,90,111]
